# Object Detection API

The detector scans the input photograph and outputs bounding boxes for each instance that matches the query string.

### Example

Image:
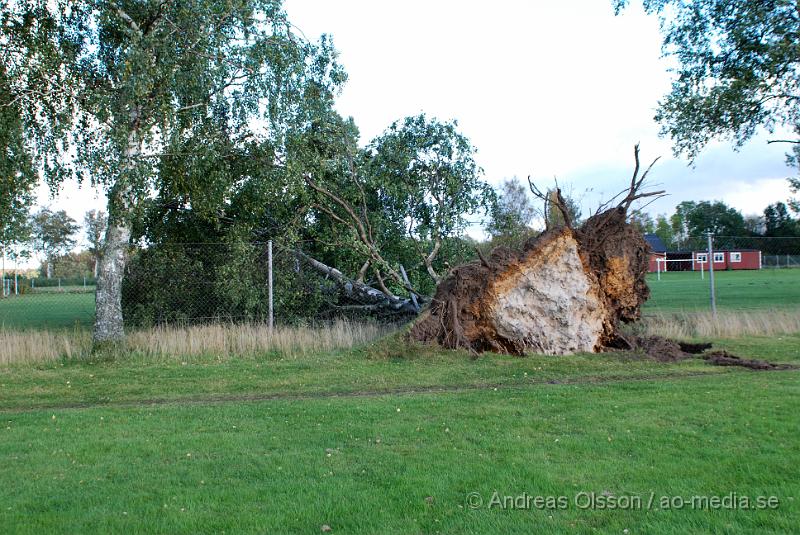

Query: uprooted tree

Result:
[301,113,494,312]
[411,145,665,355]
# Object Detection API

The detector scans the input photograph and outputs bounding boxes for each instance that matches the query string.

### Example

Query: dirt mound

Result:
[622,335,689,362]
[410,207,650,355]
[701,351,797,371]
[616,337,795,371]
[677,342,714,354]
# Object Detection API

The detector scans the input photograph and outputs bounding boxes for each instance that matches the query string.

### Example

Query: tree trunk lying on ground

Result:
[411,146,662,356]
[294,250,421,315]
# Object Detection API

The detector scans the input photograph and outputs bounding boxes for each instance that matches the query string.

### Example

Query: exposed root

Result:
[410,211,649,355]
[410,146,661,356]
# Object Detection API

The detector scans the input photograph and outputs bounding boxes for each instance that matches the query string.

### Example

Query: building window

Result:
[696,253,707,263]
[730,252,742,263]
[714,252,725,263]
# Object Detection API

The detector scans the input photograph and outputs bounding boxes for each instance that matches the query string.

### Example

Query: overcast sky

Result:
[36,0,796,245]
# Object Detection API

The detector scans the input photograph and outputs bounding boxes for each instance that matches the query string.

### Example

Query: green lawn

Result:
[0,335,798,534]
[0,292,95,330]
[645,268,800,312]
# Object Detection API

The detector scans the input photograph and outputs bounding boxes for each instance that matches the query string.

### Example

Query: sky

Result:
[34,0,797,245]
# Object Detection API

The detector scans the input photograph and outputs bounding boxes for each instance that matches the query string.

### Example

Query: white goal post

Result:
[654,257,705,281]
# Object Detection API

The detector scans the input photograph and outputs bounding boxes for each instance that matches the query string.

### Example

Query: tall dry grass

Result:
[126,321,395,359]
[640,310,800,339]
[0,321,395,365]
[0,329,91,365]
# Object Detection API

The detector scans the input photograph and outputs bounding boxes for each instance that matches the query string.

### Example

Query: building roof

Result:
[643,233,667,253]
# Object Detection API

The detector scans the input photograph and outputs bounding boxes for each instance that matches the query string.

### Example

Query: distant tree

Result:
[31,209,79,278]
[84,210,107,278]
[628,211,655,235]
[684,201,747,237]
[670,201,697,246]
[764,202,799,237]
[654,214,675,248]
[49,251,94,279]
[743,214,766,236]
[615,0,800,212]
[486,178,537,238]
[545,189,582,229]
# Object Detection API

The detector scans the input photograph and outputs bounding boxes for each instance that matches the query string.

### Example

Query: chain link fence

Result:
[120,241,350,328]
[1,241,409,330]
[2,235,800,331]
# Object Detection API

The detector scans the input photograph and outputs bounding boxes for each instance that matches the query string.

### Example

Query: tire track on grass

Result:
[2,367,796,414]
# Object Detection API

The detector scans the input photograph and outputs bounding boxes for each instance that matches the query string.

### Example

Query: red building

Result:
[644,235,762,272]
[691,249,761,271]
[645,234,668,273]
[648,252,667,273]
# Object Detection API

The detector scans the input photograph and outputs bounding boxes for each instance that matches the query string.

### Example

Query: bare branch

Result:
[356,260,370,283]
[528,176,572,230]
[618,145,665,212]
[424,238,442,283]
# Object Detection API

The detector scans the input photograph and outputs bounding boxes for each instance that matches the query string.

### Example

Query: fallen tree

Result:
[411,145,665,355]
[293,249,421,315]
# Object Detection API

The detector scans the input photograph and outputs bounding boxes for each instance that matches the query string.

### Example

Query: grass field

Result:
[0,334,798,533]
[0,292,95,330]
[645,268,800,312]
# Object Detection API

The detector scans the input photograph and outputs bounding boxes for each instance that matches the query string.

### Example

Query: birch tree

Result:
[1,0,344,341]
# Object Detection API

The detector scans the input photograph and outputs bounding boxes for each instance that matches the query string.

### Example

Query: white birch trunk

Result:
[93,124,139,343]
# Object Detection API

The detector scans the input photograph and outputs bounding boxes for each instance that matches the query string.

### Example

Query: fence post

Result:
[707,232,717,317]
[268,240,273,329]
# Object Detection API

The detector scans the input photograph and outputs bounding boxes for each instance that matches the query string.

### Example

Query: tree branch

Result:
[108,1,142,35]
[292,249,420,314]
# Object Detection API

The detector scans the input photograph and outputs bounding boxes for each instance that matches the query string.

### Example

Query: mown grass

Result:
[1,326,799,411]
[0,292,95,330]
[0,329,798,533]
[645,268,800,312]
[0,368,797,534]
